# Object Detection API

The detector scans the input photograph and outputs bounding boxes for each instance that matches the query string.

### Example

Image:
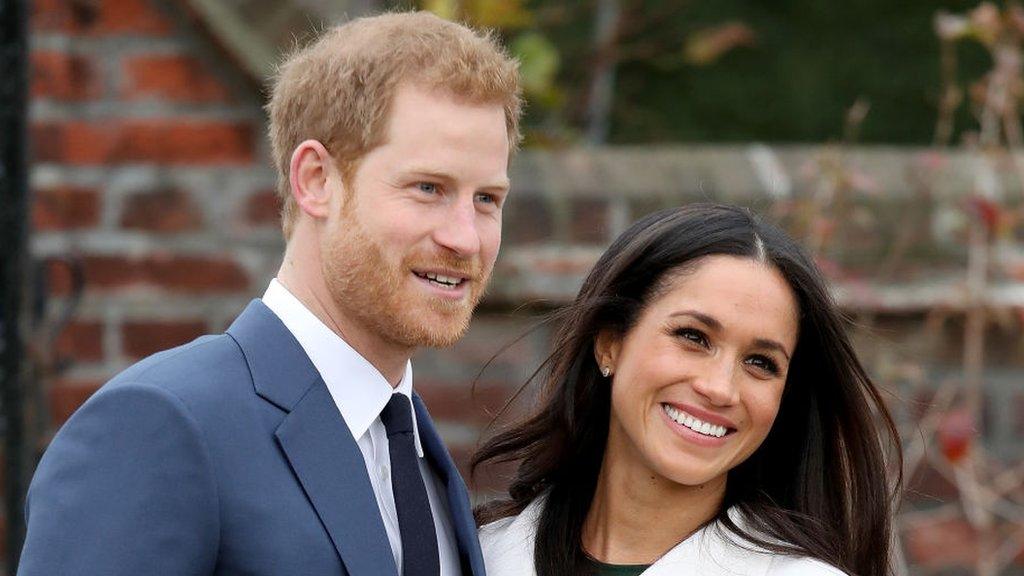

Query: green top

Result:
[587,558,650,576]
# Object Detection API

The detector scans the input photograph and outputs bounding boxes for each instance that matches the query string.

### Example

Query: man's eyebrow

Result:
[401,168,455,182]
[668,310,791,361]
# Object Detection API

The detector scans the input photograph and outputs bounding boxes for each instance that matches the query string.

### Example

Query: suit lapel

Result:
[228,300,398,576]
[413,394,487,576]
[276,383,398,576]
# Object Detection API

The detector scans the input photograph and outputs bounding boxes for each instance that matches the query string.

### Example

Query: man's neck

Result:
[276,249,412,387]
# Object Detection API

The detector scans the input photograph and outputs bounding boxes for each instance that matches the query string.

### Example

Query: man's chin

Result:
[400,311,473,348]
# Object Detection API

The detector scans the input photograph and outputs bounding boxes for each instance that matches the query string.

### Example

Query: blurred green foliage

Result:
[421,0,996,145]
[610,0,989,144]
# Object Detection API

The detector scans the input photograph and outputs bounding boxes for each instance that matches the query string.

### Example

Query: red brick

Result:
[123,54,231,103]
[77,255,135,292]
[505,196,553,244]
[49,379,103,426]
[32,0,172,36]
[32,186,101,230]
[246,191,282,226]
[904,516,977,569]
[121,189,202,232]
[122,320,207,358]
[31,51,101,101]
[55,320,104,362]
[31,121,255,165]
[49,254,249,295]
[44,256,85,297]
[416,381,514,426]
[143,253,250,292]
[570,198,609,244]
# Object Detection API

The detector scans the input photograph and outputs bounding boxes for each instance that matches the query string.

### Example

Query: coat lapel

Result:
[228,300,398,576]
[413,394,487,576]
[276,383,398,576]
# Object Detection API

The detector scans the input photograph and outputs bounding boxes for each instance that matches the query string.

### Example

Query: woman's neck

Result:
[581,457,725,565]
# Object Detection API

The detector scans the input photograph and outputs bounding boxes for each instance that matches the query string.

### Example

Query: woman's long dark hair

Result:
[472,203,902,576]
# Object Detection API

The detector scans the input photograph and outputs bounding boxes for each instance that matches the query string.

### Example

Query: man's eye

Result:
[475,192,496,205]
[417,182,438,194]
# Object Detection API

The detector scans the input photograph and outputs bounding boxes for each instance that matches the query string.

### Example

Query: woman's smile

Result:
[661,403,732,441]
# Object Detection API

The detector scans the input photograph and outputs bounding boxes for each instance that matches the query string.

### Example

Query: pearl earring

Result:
[601,366,611,377]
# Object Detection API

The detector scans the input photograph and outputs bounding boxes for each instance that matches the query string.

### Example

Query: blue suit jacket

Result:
[19,300,486,576]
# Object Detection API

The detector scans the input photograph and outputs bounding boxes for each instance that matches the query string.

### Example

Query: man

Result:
[19,11,521,576]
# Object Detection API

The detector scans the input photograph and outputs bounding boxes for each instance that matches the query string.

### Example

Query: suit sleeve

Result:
[18,383,220,576]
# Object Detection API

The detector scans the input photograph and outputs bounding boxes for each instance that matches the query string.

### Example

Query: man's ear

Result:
[289,139,339,220]
[594,329,621,375]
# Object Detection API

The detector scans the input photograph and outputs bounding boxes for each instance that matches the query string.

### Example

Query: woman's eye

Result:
[674,328,709,348]
[417,182,438,194]
[746,355,780,376]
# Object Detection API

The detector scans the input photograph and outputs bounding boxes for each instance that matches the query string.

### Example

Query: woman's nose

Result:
[691,359,740,406]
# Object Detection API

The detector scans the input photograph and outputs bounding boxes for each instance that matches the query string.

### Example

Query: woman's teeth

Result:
[662,404,728,438]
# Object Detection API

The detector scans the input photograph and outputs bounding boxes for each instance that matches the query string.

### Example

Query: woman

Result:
[473,204,901,576]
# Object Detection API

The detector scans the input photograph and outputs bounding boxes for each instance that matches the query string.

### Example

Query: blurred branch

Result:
[584,0,621,144]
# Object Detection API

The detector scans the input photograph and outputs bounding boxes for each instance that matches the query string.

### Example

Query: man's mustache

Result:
[407,253,485,282]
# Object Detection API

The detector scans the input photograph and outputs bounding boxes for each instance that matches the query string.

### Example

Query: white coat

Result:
[479,498,848,576]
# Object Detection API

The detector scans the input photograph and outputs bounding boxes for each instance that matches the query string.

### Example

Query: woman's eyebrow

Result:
[668,310,722,330]
[669,310,792,361]
[753,338,791,362]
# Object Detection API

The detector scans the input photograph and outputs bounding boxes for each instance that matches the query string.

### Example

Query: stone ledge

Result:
[489,245,1017,312]
[510,145,1024,201]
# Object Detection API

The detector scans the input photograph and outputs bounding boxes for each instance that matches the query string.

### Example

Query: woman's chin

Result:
[647,453,727,489]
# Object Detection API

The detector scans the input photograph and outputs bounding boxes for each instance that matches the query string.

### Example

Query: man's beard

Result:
[322,213,489,349]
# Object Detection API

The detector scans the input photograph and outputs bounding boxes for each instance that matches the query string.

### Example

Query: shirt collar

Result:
[262,279,423,456]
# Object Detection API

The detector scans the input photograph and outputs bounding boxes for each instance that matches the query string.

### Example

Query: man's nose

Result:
[432,195,482,257]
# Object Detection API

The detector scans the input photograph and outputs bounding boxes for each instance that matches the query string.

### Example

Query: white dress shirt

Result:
[263,279,462,576]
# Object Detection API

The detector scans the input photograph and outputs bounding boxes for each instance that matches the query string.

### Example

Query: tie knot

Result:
[380,393,414,437]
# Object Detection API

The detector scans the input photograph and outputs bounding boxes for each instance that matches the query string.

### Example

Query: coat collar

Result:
[479,498,794,576]
[227,300,399,576]
[227,299,322,411]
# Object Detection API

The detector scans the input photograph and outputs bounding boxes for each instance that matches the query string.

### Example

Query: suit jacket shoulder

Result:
[96,332,250,411]
[19,301,341,576]
[20,341,229,575]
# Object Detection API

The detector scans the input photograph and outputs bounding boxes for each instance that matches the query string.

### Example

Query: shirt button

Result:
[379,465,389,479]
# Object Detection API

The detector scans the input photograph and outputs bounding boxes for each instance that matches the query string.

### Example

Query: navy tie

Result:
[380,394,440,576]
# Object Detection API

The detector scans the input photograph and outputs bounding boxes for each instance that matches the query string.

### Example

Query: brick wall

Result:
[29,0,278,446]
[24,1,1024,574]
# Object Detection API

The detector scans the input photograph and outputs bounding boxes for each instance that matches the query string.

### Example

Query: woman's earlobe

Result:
[594,329,620,376]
